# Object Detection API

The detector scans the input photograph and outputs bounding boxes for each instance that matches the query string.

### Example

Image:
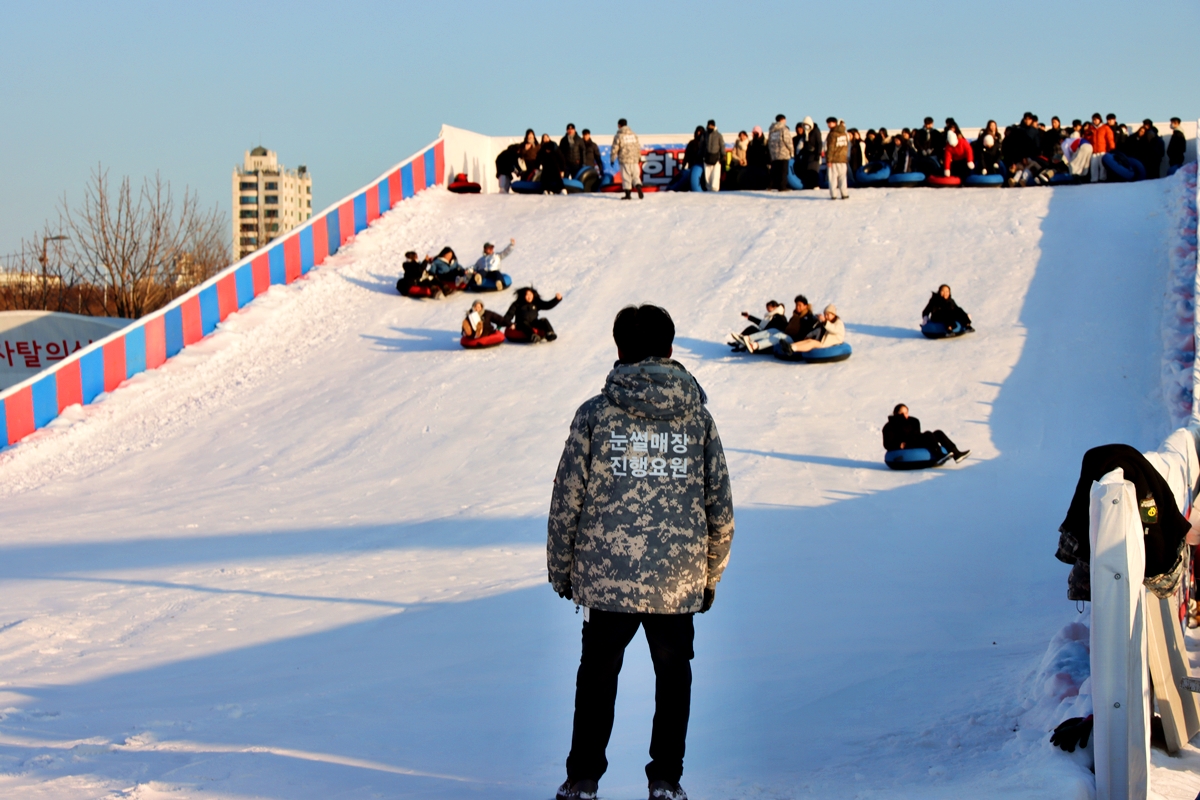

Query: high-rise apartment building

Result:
[231,147,313,261]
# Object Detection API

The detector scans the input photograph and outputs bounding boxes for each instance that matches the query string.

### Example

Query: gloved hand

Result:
[556,583,573,601]
[967,161,975,170]
[700,587,715,613]
[1049,715,1093,752]
[943,169,951,177]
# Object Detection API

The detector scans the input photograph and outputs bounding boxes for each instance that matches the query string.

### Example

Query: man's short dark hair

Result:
[613,305,675,363]
[826,116,837,124]
[775,114,786,122]
[794,294,808,306]
[1143,118,1153,127]
[582,128,591,136]
[707,119,715,127]
[566,123,575,130]
[1171,117,1181,124]
[923,117,934,125]
[1092,112,1102,121]
[1106,113,1117,121]
[618,118,627,127]
[405,251,417,259]
[1023,111,1034,120]
[893,403,907,416]
[1072,119,1082,127]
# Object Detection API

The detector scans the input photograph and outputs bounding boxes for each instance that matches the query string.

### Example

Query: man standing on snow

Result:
[825,117,850,200]
[766,113,794,191]
[549,304,735,800]
[703,119,725,192]
[611,118,644,200]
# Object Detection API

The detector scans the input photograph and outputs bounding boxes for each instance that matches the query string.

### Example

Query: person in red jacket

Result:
[1083,113,1114,182]
[942,130,975,179]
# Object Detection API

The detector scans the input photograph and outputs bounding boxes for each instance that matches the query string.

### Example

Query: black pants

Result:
[769,159,791,190]
[566,609,694,784]
[913,430,959,455]
[515,318,553,337]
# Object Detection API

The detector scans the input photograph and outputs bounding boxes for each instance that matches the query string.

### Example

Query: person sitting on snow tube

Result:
[396,250,443,297]
[942,130,974,179]
[462,300,508,345]
[883,404,969,463]
[737,294,818,353]
[729,300,788,352]
[503,286,562,343]
[973,134,1003,176]
[428,246,469,294]
[470,238,515,291]
[921,284,973,334]
[775,304,844,355]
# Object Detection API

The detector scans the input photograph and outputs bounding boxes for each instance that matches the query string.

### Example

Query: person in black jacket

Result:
[496,143,521,193]
[683,126,706,170]
[504,286,563,342]
[882,404,968,461]
[560,124,585,179]
[913,117,943,175]
[922,285,973,331]
[538,136,567,195]
[1167,118,1187,168]
[462,300,507,339]
[396,251,439,296]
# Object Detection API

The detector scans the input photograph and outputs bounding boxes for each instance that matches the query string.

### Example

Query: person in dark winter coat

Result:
[580,130,603,170]
[890,134,916,174]
[913,117,943,174]
[1132,120,1165,179]
[703,120,725,192]
[517,129,540,176]
[973,134,1003,175]
[504,286,562,342]
[683,126,706,170]
[495,143,521,193]
[462,299,507,339]
[1168,118,1187,168]
[922,285,972,331]
[882,404,969,461]
[740,295,817,353]
[428,247,467,293]
[538,136,567,195]
[549,304,734,800]
[864,129,884,164]
[729,300,787,352]
[396,250,438,296]
[560,124,586,178]
[746,126,769,168]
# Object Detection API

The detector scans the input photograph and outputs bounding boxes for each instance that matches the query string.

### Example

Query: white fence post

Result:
[1090,468,1149,800]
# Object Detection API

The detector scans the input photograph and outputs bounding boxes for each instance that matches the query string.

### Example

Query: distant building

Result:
[231,147,313,261]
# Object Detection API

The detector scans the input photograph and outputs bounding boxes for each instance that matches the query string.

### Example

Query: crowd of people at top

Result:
[496,112,1190,198]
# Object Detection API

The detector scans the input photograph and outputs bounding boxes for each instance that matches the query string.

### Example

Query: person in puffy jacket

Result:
[778,304,844,354]
[825,118,849,200]
[739,295,817,353]
[471,238,515,288]
[462,299,507,339]
[548,303,733,800]
[495,143,521,193]
[611,118,644,200]
[746,126,769,168]
[766,114,794,191]
[1168,118,1187,168]
[538,136,567,195]
[882,404,969,461]
[517,129,540,175]
[429,246,466,286]
[1084,113,1114,182]
[942,130,975,178]
[683,126,706,170]
[560,124,585,179]
[503,286,562,342]
[890,133,916,174]
[922,284,972,331]
[704,120,725,192]
[974,134,1002,175]
[396,250,438,296]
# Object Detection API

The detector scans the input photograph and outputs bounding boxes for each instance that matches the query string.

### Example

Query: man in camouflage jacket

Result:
[549,304,734,800]
[611,118,644,200]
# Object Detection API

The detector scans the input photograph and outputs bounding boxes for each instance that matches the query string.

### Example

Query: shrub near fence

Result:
[0,141,445,448]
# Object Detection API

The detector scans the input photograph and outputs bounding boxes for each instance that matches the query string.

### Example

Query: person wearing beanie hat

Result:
[462,299,507,340]
[779,303,844,354]
[942,129,974,178]
[975,133,1002,176]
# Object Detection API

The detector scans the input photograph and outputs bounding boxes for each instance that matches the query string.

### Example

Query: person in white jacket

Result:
[781,304,844,353]
[471,239,515,286]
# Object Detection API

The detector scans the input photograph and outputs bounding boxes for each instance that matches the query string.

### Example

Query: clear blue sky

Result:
[2,0,1196,257]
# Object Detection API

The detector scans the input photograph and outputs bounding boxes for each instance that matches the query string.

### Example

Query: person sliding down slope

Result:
[503,286,562,342]
[428,247,468,294]
[921,284,973,332]
[738,295,818,353]
[882,404,969,462]
[395,251,440,297]
[776,304,844,354]
[462,300,507,340]
[471,238,515,289]
[728,300,787,352]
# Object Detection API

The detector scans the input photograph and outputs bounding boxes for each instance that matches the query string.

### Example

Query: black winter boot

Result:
[648,780,687,800]
[636,184,644,199]
[622,191,631,200]
[556,779,598,800]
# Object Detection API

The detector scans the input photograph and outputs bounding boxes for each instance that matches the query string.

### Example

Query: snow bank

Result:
[1162,163,1198,428]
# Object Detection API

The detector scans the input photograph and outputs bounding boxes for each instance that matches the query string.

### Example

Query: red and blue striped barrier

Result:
[0,140,446,448]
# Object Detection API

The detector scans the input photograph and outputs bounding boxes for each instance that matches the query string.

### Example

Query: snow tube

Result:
[398,283,441,299]
[575,167,600,191]
[856,162,891,186]
[447,173,481,194]
[504,325,555,343]
[786,159,804,190]
[1049,172,1075,185]
[1168,164,1183,177]
[920,321,972,339]
[461,330,505,349]
[1102,152,1145,182]
[511,180,541,194]
[888,172,925,186]
[466,272,511,292]
[884,447,952,471]
[773,341,853,363]
[964,173,1003,187]
[926,175,961,187]
[690,165,704,192]
[563,178,585,194]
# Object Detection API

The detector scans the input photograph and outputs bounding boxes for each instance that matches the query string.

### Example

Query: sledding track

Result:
[1,181,1196,798]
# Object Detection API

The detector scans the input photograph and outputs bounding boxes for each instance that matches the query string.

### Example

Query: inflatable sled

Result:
[466,273,512,293]
[926,175,961,187]
[448,173,481,194]
[773,341,853,363]
[1102,152,1146,182]
[461,330,505,349]
[884,446,953,471]
[511,180,542,194]
[786,159,804,190]
[504,325,554,343]
[856,162,891,186]
[563,178,586,194]
[921,321,972,339]
[575,167,601,192]
[397,281,445,299]
[964,173,1003,187]
[888,171,925,187]
[1049,172,1076,185]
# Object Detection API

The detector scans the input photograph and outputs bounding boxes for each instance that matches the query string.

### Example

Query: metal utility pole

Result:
[38,235,68,310]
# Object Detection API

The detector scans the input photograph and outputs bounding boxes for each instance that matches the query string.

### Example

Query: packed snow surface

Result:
[1,180,1198,799]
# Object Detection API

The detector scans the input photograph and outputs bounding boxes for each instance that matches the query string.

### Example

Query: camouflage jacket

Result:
[612,126,642,165]
[547,357,735,614]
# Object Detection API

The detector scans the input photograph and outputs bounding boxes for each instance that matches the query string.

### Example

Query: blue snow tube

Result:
[786,159,804,190]
[690,164,704,192]
[818,165,828,190]
[920,321,971,339]
[563,178,586,194]
[1168,164,1183,177]
[466,273,512,292]
[1049,172,1075,185]
[964,173,1004,187]
[1102,152,1138,182]
[888,171,926,186]
[773,341,852,363]
[511,180,541,194]
[885,447,951,471]
[856,162,891,186]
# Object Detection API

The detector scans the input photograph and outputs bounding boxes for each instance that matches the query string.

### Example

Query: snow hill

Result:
[1,180,1198,799]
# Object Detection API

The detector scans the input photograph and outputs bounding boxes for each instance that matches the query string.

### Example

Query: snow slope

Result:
[0,179,1197,799]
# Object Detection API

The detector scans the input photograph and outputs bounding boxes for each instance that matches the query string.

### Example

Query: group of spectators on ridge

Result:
[496,113,1189,198]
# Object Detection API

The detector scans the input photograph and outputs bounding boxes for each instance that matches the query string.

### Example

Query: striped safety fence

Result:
[0,140,446,448]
